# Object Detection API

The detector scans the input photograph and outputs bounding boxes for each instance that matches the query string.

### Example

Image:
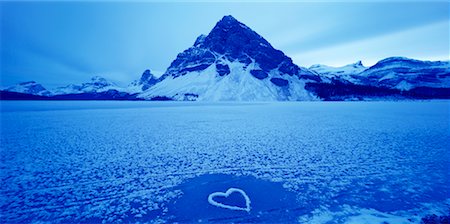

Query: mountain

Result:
[1,76,143,100]
[50,89,141,100]
[310,57,450,91]
[4,81,52,96]
[309,61,367,83]
[139,15,321,101]
[2,16,449,101]
[306,57,450,100]
[52,76,121,95]
[356,57,450,91]
[129,69,160,92]
[0,89,141,101]
[1,76,141,100]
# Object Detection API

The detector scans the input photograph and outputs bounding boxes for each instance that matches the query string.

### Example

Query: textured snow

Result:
[1,101,449,223]
[298,200,450,224]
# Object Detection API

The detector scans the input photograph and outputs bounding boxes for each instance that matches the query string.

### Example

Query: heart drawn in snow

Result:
[208,188,251,212]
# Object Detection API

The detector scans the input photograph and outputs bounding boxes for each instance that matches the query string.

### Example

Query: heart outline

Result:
[208,187,251,212]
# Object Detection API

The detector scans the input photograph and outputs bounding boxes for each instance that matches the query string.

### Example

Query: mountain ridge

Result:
[3,56,449,100]
[2,16,449,101]
[138,15,321,101]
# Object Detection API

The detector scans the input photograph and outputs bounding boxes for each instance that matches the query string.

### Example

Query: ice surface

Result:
[1,101,449,223]
[208,187,251,212]
[168,174,300,222]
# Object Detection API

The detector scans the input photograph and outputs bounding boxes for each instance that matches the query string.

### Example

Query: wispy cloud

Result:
[291,20,450,67]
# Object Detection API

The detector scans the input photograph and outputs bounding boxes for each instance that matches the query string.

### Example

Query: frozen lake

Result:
[1,101,449,223]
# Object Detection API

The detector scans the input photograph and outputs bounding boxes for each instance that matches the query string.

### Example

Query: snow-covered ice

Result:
[0,101,449,223]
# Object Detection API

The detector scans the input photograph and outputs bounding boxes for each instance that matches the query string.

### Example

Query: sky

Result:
[0,1,449,88]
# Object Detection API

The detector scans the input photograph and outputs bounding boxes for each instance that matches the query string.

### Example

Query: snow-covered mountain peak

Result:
[4,81,51,96]
[139,15,320,101]
[52,76,119,95]
[309,61,367,79]
[89,76,111,85]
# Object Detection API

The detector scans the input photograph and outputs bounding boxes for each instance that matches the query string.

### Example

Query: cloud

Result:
[290,20,450,67]
[268,2,449,56]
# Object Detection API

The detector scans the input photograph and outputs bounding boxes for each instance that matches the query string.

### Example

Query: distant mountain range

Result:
[1,15,449,101]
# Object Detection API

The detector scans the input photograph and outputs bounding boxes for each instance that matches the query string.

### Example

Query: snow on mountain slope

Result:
[5,75,144,98]
[52,84,84,95]
[4,81,52,96]
[309,61,366,77]
[52,76,128,95]
[310,57,450,91]
[141,61,315,101]
[309,61,367,84]
[139,15,321,101]
[358,57,450,90]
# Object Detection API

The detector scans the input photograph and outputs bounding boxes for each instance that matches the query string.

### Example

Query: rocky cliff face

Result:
[163,15,316,80]
[129,69,160,91]
[139,15,320,101]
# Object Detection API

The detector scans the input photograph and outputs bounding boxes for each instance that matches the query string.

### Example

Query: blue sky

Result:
[1,1,449,88]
